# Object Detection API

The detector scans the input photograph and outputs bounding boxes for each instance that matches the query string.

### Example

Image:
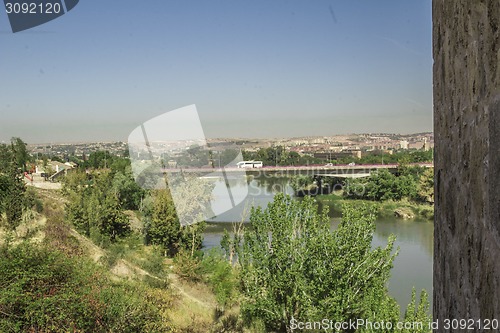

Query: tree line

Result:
[343,165,434,204]
[63,156,207,256]
[242,146,433,167]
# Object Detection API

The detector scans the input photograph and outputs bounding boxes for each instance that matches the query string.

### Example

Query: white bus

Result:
[236,160,263,168]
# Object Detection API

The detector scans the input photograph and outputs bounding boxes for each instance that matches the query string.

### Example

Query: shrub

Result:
[238,194,400,331]
[201,248,239,309]
[139,246,166,277]
[173,249,203,282]
[0,241,172,332]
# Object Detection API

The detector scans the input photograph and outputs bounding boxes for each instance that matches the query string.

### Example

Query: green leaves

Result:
[0,242,171,332]
[0,141,28,229]
[144,188,206,257]
[346,166,432,204]
[146,189,181,255]
[401,288,432,333]
[65,170,131,242]
[238,194,401,332]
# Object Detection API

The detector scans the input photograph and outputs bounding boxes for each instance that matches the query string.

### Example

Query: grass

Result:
[46,188,250,331]
[2,187,248,332]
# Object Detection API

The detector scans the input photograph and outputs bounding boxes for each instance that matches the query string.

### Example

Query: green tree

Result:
[144,185,207,257]
[85,150,113,169]
[97,195,131,241]
[65,171,130,243]
[346,168,420,202]
[238,194,399,332]
[0,140,33,230]
[111,169,144,210]
[363,169,397,200]
[0,144,13,171]
[66,191,90,236]
[61,170,88,195]
[146,189,182,256]
[3,171,25,229]
[10,137,29,171]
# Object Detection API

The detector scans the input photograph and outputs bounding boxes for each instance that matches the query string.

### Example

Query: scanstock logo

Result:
[3,0,79,33]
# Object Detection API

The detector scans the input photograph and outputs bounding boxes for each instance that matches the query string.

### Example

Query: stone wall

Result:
[433,0,500,328]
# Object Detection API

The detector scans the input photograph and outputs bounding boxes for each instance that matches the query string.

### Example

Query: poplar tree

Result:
[239,194,400,332]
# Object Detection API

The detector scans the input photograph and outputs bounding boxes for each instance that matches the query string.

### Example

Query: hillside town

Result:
[27,132,433,164]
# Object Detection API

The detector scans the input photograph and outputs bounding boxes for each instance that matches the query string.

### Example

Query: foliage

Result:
[417,168,434,203]
[61,170,89,194]
[3,170,25,229]
[331,149,433,166]
[242,146,433,167]
[289,175,316,192]
[0,144,12,172]
[0,242,172,332]
[220,219,245,264]
[64,170,131,242]
[401,288,432,333]
[167,174,213,226]
[83,150,113,169]
[344,166,432,204]
[9,137,30,171]
[145,189,182,255]
[143,188,206,257]
[238,193,400,332]
[173,249,204,282]
[0,139,32,229]
[243,146,321,166]
[97,195,131,241]
[201,248,239,309]
[111,168,145,210]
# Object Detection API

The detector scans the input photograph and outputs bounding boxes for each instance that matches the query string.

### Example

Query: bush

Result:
[173,249,203,282]
[102,240,127,268]
[416,205,434,221]
[201,248,239,309]
[0,241,172,332]
[24,187,43,213]
[43,206,83,257]
[238,194,400,332]
[143,274,169,289]
[139,246,166,277]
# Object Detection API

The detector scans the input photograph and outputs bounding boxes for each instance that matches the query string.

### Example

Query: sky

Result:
[0,0,433,143]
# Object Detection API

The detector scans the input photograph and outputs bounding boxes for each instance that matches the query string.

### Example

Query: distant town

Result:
[27,132,433,163]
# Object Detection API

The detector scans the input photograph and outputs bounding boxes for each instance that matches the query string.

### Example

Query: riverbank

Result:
[317,194,434,221]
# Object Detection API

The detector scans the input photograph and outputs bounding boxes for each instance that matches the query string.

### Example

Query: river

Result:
[203,176,433,311]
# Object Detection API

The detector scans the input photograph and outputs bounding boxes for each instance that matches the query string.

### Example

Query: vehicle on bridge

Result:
[237,160,263,168]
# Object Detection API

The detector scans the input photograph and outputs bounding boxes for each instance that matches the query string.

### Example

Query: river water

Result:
[203,177,433,311]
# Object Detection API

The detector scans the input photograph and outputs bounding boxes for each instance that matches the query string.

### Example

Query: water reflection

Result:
[208,176,293,222]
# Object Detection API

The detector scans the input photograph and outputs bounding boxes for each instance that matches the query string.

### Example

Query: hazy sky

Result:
[0,0,432,143]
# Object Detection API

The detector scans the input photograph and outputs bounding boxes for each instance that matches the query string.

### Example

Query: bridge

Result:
[160,162,433,177]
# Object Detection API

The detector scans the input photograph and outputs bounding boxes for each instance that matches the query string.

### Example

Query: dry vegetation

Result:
[1,188,244,332]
